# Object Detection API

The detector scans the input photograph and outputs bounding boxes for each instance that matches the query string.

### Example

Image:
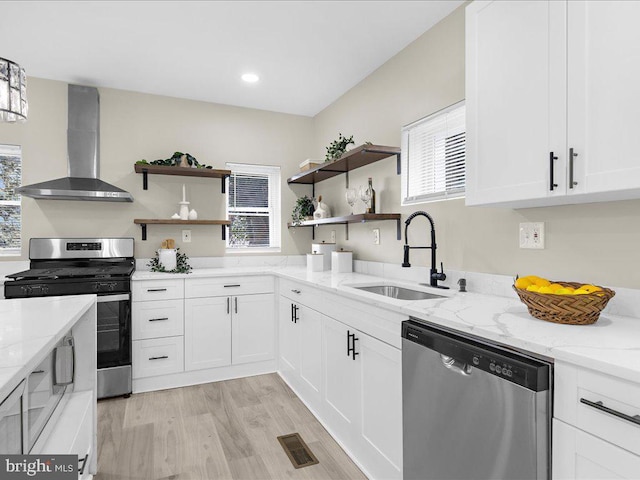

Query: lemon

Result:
[573,289,590,295]
[555,288,573,295]
[515,277,533,289]
[538,286,554,294]
[526,284,540,292]
[581,284,603,293]
[534,278,551,287]
[549,283,564,292]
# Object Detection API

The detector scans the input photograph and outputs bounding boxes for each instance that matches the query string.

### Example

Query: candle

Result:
[182,184,186,202]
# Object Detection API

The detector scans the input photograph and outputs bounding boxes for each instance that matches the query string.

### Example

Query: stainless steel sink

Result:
[353,285,445,301]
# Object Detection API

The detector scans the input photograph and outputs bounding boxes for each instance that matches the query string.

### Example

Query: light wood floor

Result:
[95,373,367,480]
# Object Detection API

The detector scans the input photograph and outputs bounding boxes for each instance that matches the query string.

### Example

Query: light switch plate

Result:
[182,230,192,243]
[373,228,380,245]
[519,222,544,249]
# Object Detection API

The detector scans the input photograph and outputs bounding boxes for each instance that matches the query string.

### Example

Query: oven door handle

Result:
[97,294,130,303]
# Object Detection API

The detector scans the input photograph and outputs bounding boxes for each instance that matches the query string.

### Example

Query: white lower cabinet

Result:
[280,288,403,480]
[553,419,640,480]
[232,293,276,365]
[184,296,232,371]
[133,336,184,378]
[185,294,275,371]
[278,296,323,412]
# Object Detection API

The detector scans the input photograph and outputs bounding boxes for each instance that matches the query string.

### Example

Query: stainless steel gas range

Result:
[4,237,135,399]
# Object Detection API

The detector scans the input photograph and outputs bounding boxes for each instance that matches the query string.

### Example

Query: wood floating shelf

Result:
[134,164,231,193]
[287,213,401,240]
[287,145,400,195]
[134,219,231,241]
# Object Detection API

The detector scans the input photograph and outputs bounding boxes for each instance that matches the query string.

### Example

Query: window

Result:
[0,144,21,256]
[401,101,466,205]
[226,163,281,251]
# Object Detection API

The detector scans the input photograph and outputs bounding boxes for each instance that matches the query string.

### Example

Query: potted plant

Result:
[292,195,315,225]
[325,133,355,162]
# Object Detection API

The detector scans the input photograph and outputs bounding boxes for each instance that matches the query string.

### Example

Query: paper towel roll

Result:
[158,249,177,271]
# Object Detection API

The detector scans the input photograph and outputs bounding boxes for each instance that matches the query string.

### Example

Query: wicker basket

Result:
[513,281,615,325]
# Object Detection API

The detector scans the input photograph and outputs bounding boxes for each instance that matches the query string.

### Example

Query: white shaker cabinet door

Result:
[553,419,640,480]
[231,294,275,365]
[322,316,360,445]
[278,296,300,377]
[466,0,567,206]
[358,332,403,479]
[298,305,323,410]
[567,0,640,196]
[184,297,231,371]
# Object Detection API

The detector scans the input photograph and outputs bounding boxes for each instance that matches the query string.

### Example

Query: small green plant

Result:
[291,195,315,225]
[148,248,192,274]
[136,151,213,169]
[325,133,355,162]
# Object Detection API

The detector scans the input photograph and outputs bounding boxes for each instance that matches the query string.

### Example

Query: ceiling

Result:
[2,1,463,117]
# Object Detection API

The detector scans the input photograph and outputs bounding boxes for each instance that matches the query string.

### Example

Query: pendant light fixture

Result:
[0,57,28,122]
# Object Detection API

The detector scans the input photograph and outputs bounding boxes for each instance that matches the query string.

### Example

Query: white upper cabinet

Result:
[567,1,640,196]
[466,0,640,207]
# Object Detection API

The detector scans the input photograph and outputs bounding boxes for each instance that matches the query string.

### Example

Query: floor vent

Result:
[277,432,319,469]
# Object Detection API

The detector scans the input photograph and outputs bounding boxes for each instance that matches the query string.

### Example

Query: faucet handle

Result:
[433,262,447,281]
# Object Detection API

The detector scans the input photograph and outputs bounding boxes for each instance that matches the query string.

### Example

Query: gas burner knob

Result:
[20,285,32,295]
[42,285,49,294]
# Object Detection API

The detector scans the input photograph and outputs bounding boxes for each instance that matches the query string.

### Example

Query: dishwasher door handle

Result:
[440,354,472,376]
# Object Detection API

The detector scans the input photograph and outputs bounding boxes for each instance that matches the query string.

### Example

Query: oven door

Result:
[97,293,131,369]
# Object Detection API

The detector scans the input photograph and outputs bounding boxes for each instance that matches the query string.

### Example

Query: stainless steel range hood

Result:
[16,84,133,202]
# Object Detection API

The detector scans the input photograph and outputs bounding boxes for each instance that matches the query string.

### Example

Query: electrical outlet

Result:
[330,230,336,243]
[519,222,544,249]
[182,230,192,243]
[373,228,380,245]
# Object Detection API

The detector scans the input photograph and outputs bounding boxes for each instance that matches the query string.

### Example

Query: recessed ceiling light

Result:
[241,73,260,83]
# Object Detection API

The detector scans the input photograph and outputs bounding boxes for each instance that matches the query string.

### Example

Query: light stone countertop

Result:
[0,295,96,400]
[133,266,640,383]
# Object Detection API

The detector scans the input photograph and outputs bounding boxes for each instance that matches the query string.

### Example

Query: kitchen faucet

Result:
[402,211,449,289]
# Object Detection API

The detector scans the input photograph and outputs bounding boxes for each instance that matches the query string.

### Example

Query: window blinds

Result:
[226,163,281,250]
[401,101,466,205]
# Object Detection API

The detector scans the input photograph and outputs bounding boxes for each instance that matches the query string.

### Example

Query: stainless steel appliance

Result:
[4,238,135,399]
[402,319,551,480]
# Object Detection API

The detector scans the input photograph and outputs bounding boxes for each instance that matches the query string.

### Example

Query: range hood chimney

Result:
[16,84,133,202]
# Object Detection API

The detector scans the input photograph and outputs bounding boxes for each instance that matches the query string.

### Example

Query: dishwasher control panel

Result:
[403,319,550,392]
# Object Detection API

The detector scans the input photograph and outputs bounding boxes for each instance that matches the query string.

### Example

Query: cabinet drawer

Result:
[133,279,184,302]
[279,278,320,308]
[185,275,274,298]
[132,299,184,340]
[71,394,93,479]
[133,336,184,379]
[555,361,640,456]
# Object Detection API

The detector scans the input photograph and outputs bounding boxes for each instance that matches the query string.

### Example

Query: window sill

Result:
[225,247,282,255]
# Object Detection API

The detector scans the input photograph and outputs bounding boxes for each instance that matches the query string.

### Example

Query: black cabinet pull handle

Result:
[569,148,578,188]
[227,297,230,314]
[149,355,169,361]
[78,453,89,475]
[347,330,359,360]
[291,289,301,294]
[291,303,294,322]
[235,297,238,314]
[549,152,558,191]
[149,317,169,322]
[224,284,241,288]
[292,304,299,323]
[147,288,167,292]
[580,398,640,426]
[32,370,45,374]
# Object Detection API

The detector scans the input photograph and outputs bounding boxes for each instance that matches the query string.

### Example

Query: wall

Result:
[0,78,314,259]
[310,4,640,289]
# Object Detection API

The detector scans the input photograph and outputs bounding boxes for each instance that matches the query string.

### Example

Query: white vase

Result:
[179,201,190,220]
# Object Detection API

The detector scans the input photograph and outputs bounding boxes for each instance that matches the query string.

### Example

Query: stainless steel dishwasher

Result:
[402,319,552,480]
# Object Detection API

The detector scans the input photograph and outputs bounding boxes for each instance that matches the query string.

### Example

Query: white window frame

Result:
[226,163,281,253]
[0,144,21,257]
[401,100,466,205]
